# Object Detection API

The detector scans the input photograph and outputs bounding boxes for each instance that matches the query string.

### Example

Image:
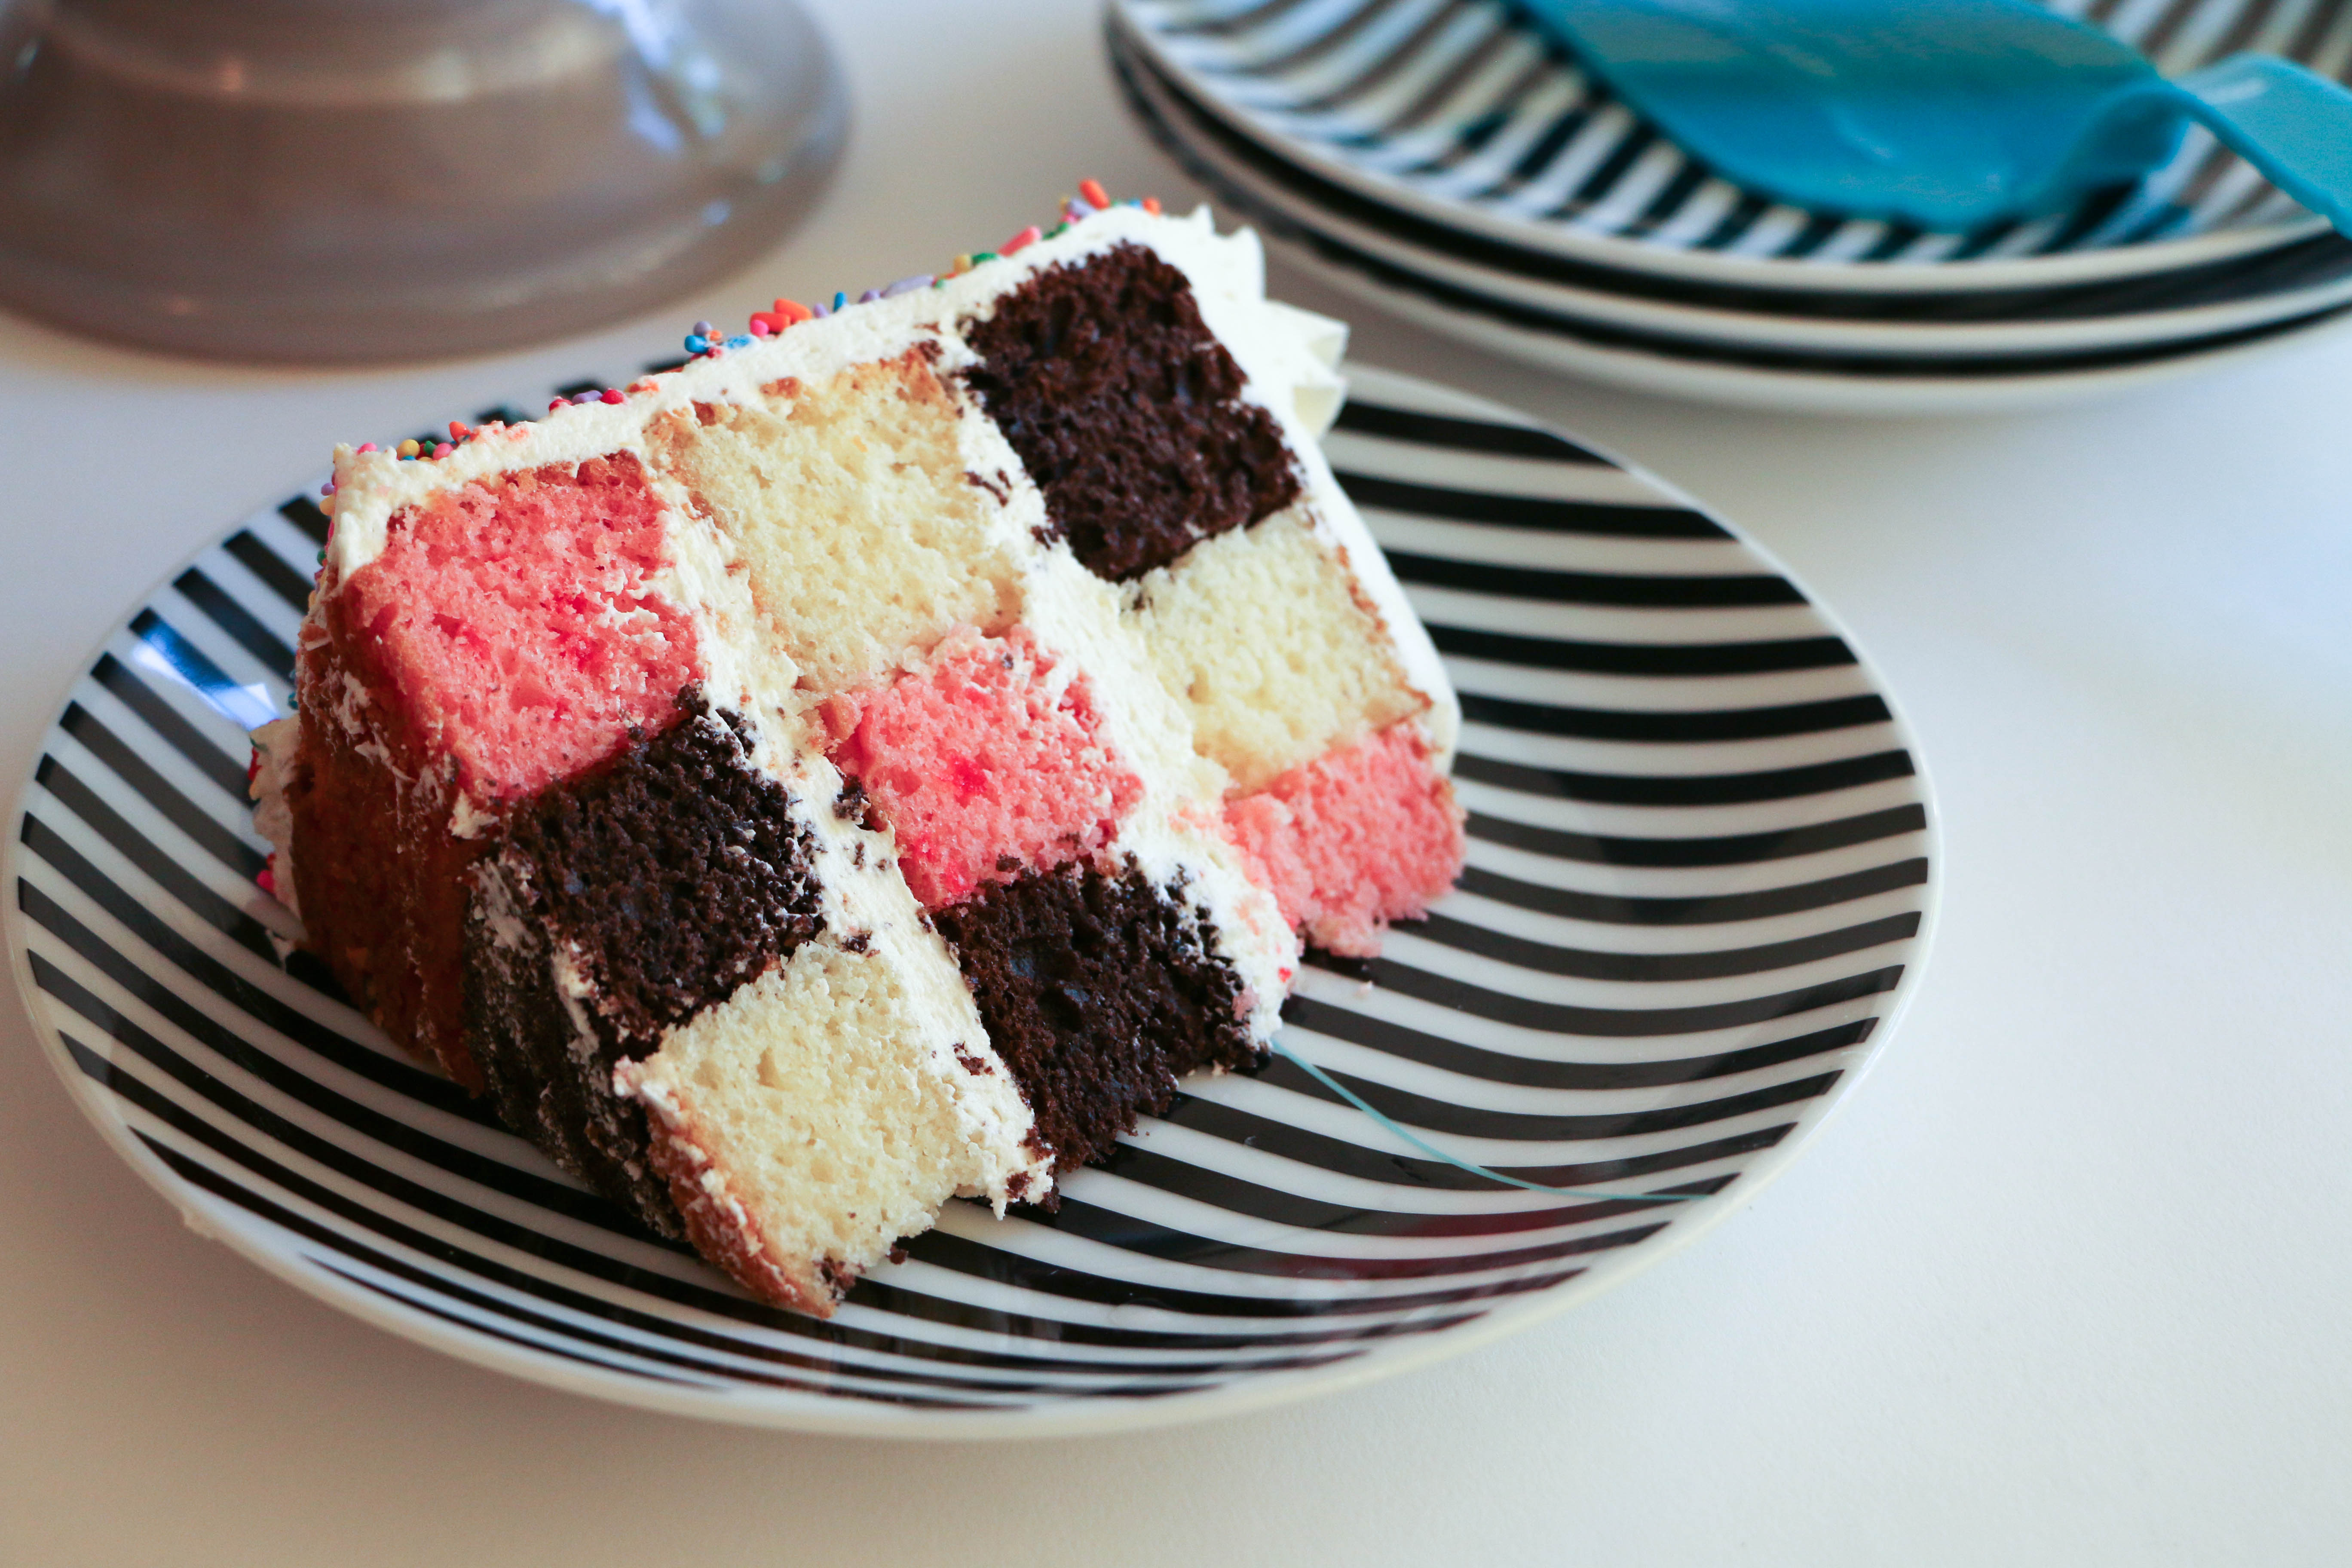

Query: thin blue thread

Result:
[1268,1040,1707,1206]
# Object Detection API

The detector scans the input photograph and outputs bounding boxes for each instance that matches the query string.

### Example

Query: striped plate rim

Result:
[1117,0,2352,291]
[1117,29,2352,389]
[6,365,1939,1437]
[1252,231,2352,410]
[1113,19,2352,351]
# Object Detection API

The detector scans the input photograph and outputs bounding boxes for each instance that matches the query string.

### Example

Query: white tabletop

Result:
[2,3,2346,1563]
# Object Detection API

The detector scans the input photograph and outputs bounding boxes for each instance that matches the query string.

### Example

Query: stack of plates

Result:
[1110,0,2352,413]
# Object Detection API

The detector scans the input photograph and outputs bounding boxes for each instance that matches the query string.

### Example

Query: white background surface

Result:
[2,3,2347,1563]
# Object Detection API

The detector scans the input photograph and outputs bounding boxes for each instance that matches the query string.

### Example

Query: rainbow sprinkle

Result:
[325,183,1181,525]
[349,182,1169,468]
[652,178,1168,378]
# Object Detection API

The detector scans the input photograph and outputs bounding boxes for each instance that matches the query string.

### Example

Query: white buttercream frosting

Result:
[303,198,1456,1049]
[287,197,1459,1204]
[248,716,303,923]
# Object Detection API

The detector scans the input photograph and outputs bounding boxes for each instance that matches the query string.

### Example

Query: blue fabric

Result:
[1512,0,2352,232]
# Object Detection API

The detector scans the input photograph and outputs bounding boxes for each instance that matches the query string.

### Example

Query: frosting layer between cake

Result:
[465,694,826,1234]
[259,200,1465,1314]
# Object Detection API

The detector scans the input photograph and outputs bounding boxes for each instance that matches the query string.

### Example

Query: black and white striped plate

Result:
[1119,0,2352,286]
[1113,28,2352,410]
[1113,22,2352,355]
[6,366,1936,1436]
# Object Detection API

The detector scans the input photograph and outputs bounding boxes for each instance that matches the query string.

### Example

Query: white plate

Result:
[1118,0,2352,291]
[7,365,1937,1436]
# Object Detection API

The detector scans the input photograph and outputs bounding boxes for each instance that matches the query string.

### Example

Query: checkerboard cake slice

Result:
[248,196,1464,1314]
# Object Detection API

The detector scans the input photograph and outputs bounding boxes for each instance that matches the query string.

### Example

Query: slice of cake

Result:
[251,189,1464,1315]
